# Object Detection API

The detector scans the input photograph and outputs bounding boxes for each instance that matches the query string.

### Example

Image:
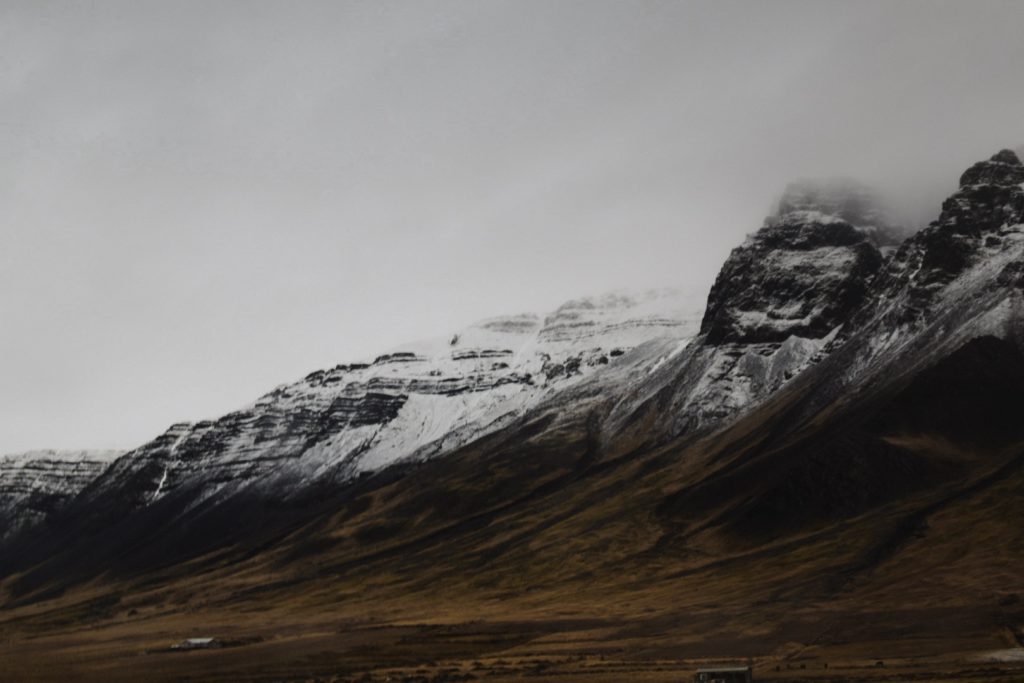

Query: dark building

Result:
[695,665,753,683]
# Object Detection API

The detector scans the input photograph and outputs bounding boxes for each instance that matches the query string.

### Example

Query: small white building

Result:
[171,637,222,650]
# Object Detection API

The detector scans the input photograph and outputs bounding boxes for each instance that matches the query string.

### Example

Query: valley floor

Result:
[5,334,1024,682]
[3,600,1024,683]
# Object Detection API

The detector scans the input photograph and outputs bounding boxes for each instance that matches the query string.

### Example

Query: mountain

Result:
[643,148,1024,540]
[3,151,1024,683]
[0,288,704,552]
[604,178,902,442]
[0,449,123,543]
[772,176,909,246]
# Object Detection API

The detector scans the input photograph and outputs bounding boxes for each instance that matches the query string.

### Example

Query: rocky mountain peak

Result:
[941,150,1024,232]
[852,148,1024,330]
[620,181,896,441]
[700,188,884,346]
[958,148,1024,187]
[650,145,1024,445]
[990,148,1022,165]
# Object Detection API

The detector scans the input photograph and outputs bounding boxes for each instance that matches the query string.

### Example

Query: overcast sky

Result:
[2,0,1023,454]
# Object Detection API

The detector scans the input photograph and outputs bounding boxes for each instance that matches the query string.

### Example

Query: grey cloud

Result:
[2,0,1023,452]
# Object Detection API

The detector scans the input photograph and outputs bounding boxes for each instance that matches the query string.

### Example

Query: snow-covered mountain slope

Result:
[0,450,123,542]
[605,179,904,440]
[68,288,704,519]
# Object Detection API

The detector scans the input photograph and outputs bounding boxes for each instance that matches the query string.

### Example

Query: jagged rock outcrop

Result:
[959,148,1024,187]
[900,148,1024,292]
[646,153,1023,441]
[815,149,1024,394]
[0,450,123,541]
[608,179,902,439]
[700,211,884,345]
[818,149,1024,341]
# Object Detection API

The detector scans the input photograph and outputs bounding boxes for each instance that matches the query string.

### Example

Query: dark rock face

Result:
[958,149,1024,187]
[861,149,1024,326]
[701,212,884,346]
[0,451,122,541]
[633,155,1024,442]
[615,182,898,441]
[943,151,1024,242]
